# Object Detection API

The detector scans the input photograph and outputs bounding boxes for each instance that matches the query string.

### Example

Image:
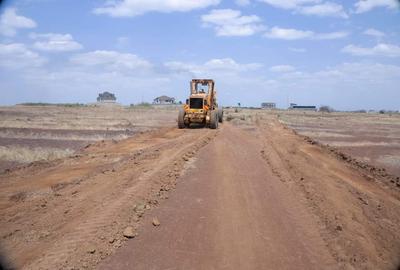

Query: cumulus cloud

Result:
[314,31,349,40]
[94,0,220,17]
[236,0,251,6]
[363,28,385,37]
[264,27,349,40]
[258,0,319,9]
[30,33,83,52]
[309,63,400,84]
[264,27,314,40]
[282,62,400,88]
[2,46,400,110]
[70,50,152,71]
[0,43,46,69]
[1,53,265,105]
[296,2,349,18]
[259,0,348,18]
[0,8,36,36]
[0,48,167,105]
[330,62,400,82]
[201,9,265,36]
[165,58,262,76]
[274,62,400,110]
[270,65,296,72]
[354,0,399,13]
[342,43,400,57]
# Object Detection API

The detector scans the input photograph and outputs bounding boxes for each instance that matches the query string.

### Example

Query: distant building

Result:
[153,95,175,105]
[97,91,116,103]
[289,104,317,111]
[261,102,276,109]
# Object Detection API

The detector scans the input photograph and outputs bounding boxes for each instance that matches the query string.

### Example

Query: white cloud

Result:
[2,47,400,110]
[94,0,220,17]
[259,0,348,18]
[165,58,262,76]
[30,33,83,52]
[354,0,399,13]
[2,49,170,105]
[258,0,319,9]
[270,65,296,72]
[264,27,349,40]
[283,62,400,86]
[342,43,400,57]
[236,0,251,6]
[0,8,36,37]
[275,62,400,110]
[8,67,172,106]
[315,62,400,82]
[201,9,264,36]
[363,28,385,37]
[314,31,349,40]
[264,27,314,40]
[297,2,349,18]
[0,43,46,69]
[70,50,152,71]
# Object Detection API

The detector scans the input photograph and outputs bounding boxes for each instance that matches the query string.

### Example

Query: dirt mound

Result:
[301,134,400,192]
[0,127,216,269]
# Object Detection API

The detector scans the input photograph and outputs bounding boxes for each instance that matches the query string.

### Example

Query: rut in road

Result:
[0,127,216,269]
[257,115,400,269]
[101,116,400,270]
[100,122,336,270]
[3,114,400,270]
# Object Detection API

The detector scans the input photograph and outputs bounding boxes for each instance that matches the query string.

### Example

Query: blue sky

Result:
[0,0,399,110]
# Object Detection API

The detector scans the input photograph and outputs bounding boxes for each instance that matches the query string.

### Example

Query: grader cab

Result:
[178,79,223,129]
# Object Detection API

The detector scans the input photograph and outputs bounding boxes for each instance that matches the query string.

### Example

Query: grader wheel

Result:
[178,108,186,129]
[218,108,223,123]
[210,110,218,129]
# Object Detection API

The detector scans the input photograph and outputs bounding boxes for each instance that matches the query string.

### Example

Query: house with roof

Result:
[97,91,116,103]
[153,95,175,105]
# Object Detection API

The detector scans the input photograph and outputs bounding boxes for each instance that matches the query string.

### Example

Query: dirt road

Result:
[100,121,336,269]
[1,114,400,269]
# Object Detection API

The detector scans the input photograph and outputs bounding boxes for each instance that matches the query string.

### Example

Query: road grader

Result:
[178,79,223,129]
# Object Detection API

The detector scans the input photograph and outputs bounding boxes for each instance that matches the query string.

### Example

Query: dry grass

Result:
[277,110,400,128]
[0,105,178,168]
[224,109,258,126]
[295,131,354,138]
[270,109,400,176]
[0,145,74,163]
[0,129,131,141]
[0,105,178,130]
[377,155,400,167]
[326,141,399,147]
[222,108,400,176]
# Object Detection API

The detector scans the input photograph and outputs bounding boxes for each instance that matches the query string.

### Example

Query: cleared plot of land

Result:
[278,111,400,177]
[0,105,178,172]
[0,107,399,270]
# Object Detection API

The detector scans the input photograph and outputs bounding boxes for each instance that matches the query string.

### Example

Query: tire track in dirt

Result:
[99,123,336,270]
[3,113,400,270]
[257,114,400,269]
[0,127,217,269]
[98,116,400,270]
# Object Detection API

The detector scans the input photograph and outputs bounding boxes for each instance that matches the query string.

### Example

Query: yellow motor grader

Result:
[178,79,223,129]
